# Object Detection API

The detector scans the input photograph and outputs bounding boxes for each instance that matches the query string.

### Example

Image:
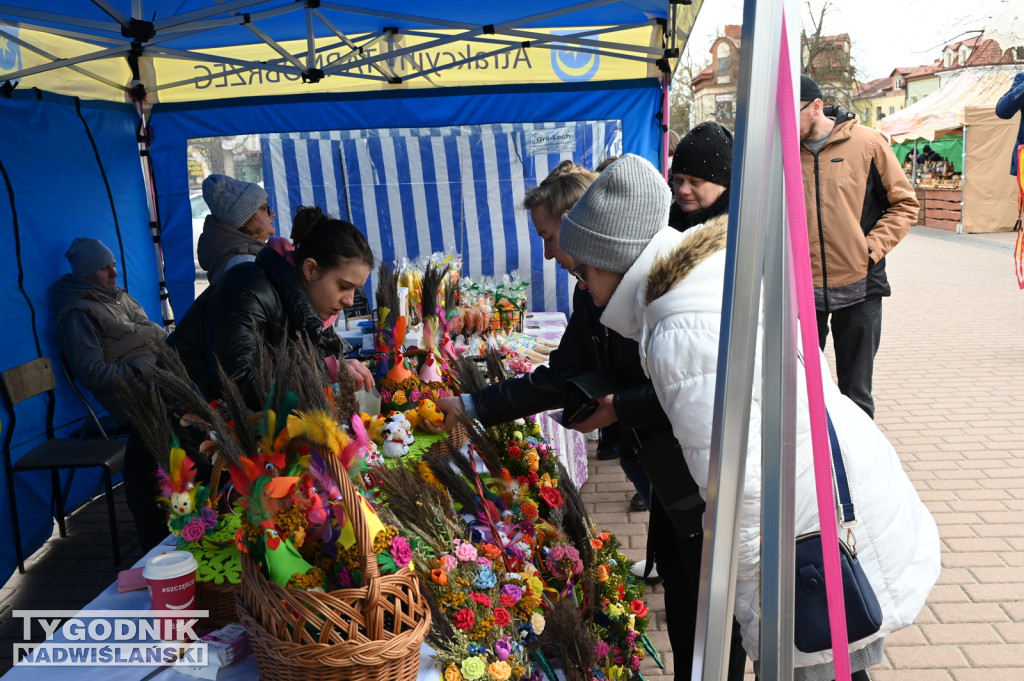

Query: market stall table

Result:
[4,310,588,680]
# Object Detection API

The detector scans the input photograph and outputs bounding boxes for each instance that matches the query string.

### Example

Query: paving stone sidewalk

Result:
[2,225,1022,680]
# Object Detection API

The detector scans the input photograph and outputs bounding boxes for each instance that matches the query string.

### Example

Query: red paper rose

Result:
[499,593,517,608]
[630,599,649,618]
[470,592,493,608]
[539,486,564,509]
[453,608,475,631]
[493,608,511,627]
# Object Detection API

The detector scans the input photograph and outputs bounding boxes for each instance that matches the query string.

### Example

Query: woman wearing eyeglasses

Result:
[197,173,277,285]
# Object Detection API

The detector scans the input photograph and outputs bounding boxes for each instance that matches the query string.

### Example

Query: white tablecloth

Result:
[2,540,439,681]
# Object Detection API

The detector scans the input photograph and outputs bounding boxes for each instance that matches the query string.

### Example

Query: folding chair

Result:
[59,354,131,440]
[1,357,126,573]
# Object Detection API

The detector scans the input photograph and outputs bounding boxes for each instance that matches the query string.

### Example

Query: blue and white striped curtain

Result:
[260,120,622,317]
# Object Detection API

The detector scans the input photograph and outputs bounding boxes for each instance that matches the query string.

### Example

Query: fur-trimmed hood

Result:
[646,214,729,304]
[600,215,729,362]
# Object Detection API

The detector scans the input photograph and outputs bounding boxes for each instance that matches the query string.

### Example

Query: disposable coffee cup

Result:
[144,551,198,639]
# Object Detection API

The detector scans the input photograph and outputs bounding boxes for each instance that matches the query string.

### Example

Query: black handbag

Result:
[793,412,883,654]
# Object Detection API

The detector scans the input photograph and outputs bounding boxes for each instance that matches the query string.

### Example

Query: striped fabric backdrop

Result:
[259,120,622,317]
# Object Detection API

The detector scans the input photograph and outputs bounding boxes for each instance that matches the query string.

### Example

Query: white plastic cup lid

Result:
[143,550,198,581]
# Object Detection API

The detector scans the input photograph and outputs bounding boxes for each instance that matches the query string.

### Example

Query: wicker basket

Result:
[197,579,238,628]
[236,457,430,681]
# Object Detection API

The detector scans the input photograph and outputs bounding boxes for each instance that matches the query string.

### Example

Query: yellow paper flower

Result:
[487,661,512,681]
[538,472,554,488]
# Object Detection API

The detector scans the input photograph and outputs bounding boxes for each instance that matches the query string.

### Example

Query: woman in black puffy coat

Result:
[168,206,375,408]
[127,208,375,548]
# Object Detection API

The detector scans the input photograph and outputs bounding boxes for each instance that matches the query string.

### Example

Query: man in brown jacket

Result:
[799,75,919,418]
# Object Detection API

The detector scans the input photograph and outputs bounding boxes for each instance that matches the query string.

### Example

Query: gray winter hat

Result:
[65,237,115,279]
[202,174,268,230]
[559,154,671,274]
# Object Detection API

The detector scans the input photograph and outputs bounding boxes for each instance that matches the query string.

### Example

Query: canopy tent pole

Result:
[126,4,174,327]
[692,0,785,678]
[759,5,803,679]
[662,71,671,178]
[134,100,174,327]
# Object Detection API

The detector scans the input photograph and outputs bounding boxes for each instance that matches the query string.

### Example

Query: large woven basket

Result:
[236,456,430,681]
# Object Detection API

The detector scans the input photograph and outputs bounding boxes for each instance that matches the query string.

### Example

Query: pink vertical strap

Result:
[776,12,853,680]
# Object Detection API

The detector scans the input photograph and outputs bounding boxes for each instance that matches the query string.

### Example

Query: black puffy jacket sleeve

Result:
[472,286,599,427]
[200,264,279,409]
[612,382,672,432]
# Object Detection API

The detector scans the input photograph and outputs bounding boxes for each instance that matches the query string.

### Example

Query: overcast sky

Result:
[682,0,1012,82]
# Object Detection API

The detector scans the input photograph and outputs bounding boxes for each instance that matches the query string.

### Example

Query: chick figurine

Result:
[417,399,444,429]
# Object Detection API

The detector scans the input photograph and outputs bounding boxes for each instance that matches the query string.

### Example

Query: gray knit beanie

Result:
[202,174,268,230]
[559,154,671,274]
[65,237,115,279]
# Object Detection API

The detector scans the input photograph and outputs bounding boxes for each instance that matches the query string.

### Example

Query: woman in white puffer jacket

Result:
[558,154,940,680]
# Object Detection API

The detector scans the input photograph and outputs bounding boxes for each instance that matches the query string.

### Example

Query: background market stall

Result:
[0,0,700,581]
[881,69,1019,233]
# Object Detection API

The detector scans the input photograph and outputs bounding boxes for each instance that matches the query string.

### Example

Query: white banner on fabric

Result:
[527,127,578,156]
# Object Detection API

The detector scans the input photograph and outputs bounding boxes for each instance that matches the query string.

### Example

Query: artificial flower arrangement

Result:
[467,417,653,681]
[377,261,460,413]
[153,438,221,548]
[368,452,546,681]
[222,386,429,591]
[366,410,655,681]
[589,532,652,681]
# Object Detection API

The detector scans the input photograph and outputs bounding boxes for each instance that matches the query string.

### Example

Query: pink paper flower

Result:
[390,536,412,568]
[441,554,458,571]
[181,517,206,543]
[455,542,479,562]
[594,640,611,657]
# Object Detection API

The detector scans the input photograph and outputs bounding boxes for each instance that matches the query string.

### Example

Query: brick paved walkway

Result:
[3,225,1023,679]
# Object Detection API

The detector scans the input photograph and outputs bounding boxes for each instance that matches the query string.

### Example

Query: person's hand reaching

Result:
[434,396,466,431]
[346,359,375,392]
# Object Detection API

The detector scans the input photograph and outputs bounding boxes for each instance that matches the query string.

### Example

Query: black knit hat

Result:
[670,121,734,187]
[800,74,822,102]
